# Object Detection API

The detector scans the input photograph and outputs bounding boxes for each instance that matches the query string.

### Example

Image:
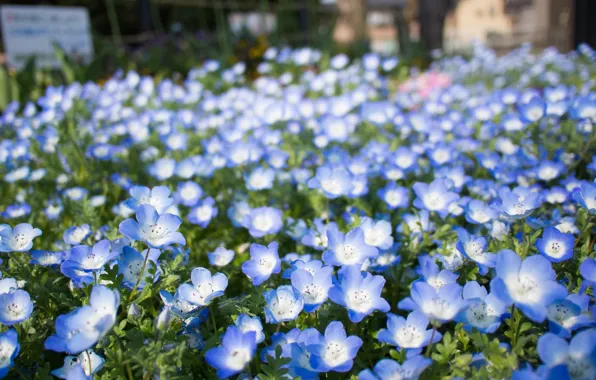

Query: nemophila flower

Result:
[323,227,378,266]
[118,246,161,290]
[536,227,575,262]
[358,356,431,380]
[0,329,19,378]
[0,282,33,325]
[188,197,218,228]
[491,250,567,322]
[119,204,185,248]
[174,181,203,207]
[518,96,546,123]
[580,258,596,290]
[536,160,566,182]
[302,219,339,251]
[398,210,435,237]
[329,265,390,323]
[377,310,442,351]
[416,254,458,291]
[241,206,283,238]
[51,350,104,379]
[307,165,354,199]
[242,242,281,286]
[377,182,409,210]
[177,267,228,307]
[264,285,304,323]
[0,223,42,253]
[456,281,507,333]
[465,199,498,225]
[537,329,596,379]
[412,179,460,218]
[45,285,119,354]
[245,167,275,191]
[234,314,265,344]
[401,282,465,323]
[456,229,496,275]
[572,182,596,214]
[148,158,176,181]
[29,250,65,266]
[124,185,174,214]
[208,247,235,267]
[282,258,319,278]
[291,265,333,312]
[495,187,543,220]
[359,217,393,250]
[1,203,31,219]
[61,240,119,274]
[307,321,362,373]
[205,325,257,379]
[547,294,593,338]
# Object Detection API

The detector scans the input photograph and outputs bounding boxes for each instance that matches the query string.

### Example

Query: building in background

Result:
[364,0,576,55]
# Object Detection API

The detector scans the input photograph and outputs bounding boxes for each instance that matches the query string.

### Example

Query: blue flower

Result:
[301,219,339,251]
[412,179,460,218]
[495,187,543,220]
[465,199,498,225]
[188,197,218,228]
[358,356,431,380]
[177,267,228,307]
[61,240,119,273]
[309,321,363,373]
[456,281,507,333]
[377,310,442,351]
[208,247,235,267]
[174,181,203,207]
[456,229,496,275]
[118,246,161,290]
[536,227,575,262]
[119,205,185,248]
[29,250,65,267]
[400,282,465,324]
[329,266,390,323]
[205,325,257,379]
[63,224,92,245]
[245,167,275,191]
[547,294,594,338]
[0,223,42,252]
[518,96,546,123]
[234,314,265,344]
[0,282,33,325]
[377,182,410,210]
[241,207,283,238]
[290,264,333,312]
[45,285,119,354]
[580,258,596,290]
[359,217,394,250]
[491,250,567,322]
[124,185,174,215]
[572,182,596,214]
[264,285,304,324]
[51,350,104,379]
[323,227,378,266]
[241,242,281,286]
[0,329,19,378]
[537,329,596,379]
[307,165,354,199]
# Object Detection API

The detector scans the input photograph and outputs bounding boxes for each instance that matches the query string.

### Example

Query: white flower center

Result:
[253,214,273,232]
[226,348,251,371]
[395,325,423,347]
[346,290,372,313]
[323,341,348,366]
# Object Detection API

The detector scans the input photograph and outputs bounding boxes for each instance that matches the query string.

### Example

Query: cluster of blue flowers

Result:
[0,43,595,379]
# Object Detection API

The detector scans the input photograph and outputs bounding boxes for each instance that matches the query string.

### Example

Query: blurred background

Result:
[0,0,593,108]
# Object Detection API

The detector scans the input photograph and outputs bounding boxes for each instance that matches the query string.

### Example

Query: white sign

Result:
[1,5,93,69]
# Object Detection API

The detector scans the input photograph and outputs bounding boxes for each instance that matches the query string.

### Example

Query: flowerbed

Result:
[0,44,596,379]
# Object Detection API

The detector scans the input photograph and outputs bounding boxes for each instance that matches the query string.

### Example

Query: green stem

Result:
[127,246,151,304]
[209,304,218,337]
[425,325,438,357]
